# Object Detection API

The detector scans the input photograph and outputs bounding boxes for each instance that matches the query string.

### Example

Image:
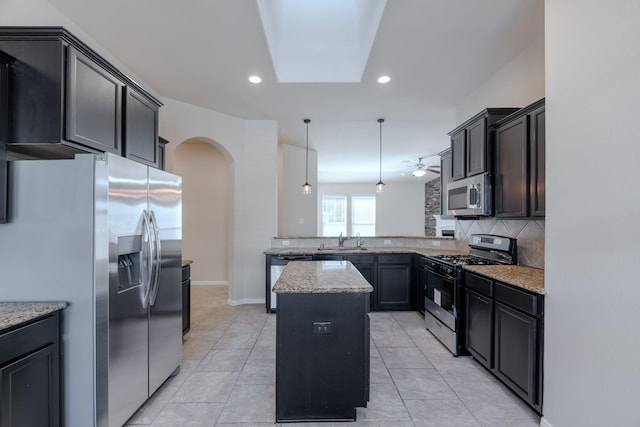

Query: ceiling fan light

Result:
[412,169,426,177]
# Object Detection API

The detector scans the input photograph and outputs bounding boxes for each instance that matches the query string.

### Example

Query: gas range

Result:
[426,234,518,276]
[422,234,518,356]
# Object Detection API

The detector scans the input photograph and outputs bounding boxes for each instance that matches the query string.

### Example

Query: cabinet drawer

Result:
[0,313,59,365]
[465,273,492,297]
[181,264,191,281]
[346,254,375,264]
[377,254,411,264]
[495,283,539,316]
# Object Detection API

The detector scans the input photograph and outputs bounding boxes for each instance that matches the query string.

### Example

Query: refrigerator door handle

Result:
[142,209,154,309]
[149,210,162,306]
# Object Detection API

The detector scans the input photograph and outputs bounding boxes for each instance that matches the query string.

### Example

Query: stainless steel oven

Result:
[424,234,517,356]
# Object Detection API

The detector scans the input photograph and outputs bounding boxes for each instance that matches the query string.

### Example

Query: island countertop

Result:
[273,261,374,294]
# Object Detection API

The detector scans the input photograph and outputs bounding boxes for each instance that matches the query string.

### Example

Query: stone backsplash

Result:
[424,178,440,237]
[455,218,545,269]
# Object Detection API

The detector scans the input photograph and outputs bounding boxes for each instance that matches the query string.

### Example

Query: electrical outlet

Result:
[299,218,305,224]
[384,239,392,245]
[432,240,441,247]
[313,321,332,334]
[282,240,290,246]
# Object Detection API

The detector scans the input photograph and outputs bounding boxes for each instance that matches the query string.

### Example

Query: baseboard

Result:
[540,417,553,427]
[192,281,228,286]
[227,298,265,306]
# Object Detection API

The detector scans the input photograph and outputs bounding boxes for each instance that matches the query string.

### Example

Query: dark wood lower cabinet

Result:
[413,256,427,315]
[376,254,412,310]
[464,272,544,414]
[0,311,62,427]
[465,289,493,368]
[494,302,538,405]
[182,263,191,336]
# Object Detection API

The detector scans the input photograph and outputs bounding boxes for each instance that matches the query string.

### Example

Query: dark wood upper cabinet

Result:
[495,115,529,217]
[439,148,453,218]
[0,50,12,224]
[494,99,545,218]
[450,130,466,181]
[466,117,487,176]
[0,27,161,161]
[67,45,122,154]
[124,87,159,167]
[448,108,519,181]
[529,106,545,217]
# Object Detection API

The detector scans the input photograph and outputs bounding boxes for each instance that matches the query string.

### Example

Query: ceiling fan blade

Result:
[426,167,440,174]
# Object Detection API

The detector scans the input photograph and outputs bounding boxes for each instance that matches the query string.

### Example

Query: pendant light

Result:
[302,118,312,195]
[376,118,385,192]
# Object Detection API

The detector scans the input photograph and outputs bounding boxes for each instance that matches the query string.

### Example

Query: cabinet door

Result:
[466,117,487,176]
[495,116,529,217]
[530,106,545,217]
[413,262,426,314]
[124,87,159,167]
[0,58,8,224]
[439,150,453,218]
[377,264,411,309]
[450,130,466,181]
[465,289,493,368]
[351,262,375,310]
[67,46,122,154]
[0,344,59,427]
[494,302,538,406]
[182,278,191,336]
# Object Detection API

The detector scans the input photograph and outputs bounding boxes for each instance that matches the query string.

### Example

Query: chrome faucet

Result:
[338,232,348,248]
[356,232,363,248]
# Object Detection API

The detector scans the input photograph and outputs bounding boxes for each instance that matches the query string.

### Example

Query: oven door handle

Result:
[425,267,454,282]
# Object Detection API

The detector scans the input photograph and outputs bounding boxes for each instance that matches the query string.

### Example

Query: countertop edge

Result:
[0,302,68,332]
[463,265,546,295]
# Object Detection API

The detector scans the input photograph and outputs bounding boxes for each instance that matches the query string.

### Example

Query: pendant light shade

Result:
[302,118,312,195]
[376,118,385,192]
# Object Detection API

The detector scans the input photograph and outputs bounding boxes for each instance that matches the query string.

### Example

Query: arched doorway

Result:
[174,138,231,287]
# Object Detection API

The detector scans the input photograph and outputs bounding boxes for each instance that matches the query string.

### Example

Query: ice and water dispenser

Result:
[117,235,143,292]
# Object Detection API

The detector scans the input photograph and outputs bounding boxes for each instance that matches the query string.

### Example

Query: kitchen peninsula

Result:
[273,261,372,422]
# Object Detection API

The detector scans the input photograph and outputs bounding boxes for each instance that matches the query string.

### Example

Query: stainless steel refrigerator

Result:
[0,153,182,427]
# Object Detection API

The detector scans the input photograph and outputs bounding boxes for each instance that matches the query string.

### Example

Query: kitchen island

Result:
[273,261,373,423]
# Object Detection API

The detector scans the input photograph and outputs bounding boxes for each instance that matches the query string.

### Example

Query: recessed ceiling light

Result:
[377,75,391,84]
[248,75,262,84]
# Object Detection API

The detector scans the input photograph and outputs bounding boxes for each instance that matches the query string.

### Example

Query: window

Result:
[321,194,375,237]
[322,195,347,237]
[351,196,376,236]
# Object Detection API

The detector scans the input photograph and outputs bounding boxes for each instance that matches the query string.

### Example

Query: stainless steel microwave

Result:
[446,174,492,216]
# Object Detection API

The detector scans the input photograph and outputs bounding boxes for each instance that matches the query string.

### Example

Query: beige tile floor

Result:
[126,285,541,426]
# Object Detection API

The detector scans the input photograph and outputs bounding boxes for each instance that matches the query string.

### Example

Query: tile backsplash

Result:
[455,218,545,269]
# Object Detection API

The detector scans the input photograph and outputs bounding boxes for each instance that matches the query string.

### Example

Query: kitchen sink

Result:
[317,247,368,251]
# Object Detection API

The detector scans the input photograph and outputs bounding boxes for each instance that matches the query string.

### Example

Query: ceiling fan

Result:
[402,157,440,177]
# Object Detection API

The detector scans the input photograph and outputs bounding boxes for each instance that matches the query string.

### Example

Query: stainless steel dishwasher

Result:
[268,255,312,311]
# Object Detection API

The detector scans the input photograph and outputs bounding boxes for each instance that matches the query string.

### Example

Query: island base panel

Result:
[276,292,370,422]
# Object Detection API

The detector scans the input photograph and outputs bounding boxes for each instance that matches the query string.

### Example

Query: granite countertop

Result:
[464,265,545,295]
[0,302,67,332]
[182,259,193,267]
[273,261,374,294]
[266,247,466,257]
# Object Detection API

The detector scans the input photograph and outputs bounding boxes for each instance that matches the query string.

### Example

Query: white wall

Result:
[160,98,278,305]
[543,1,640,426]
[0,0,161,100]
[174,140,229,284]
[317,182,425,237]
[278,144,317,237]
[456,34,545,124]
